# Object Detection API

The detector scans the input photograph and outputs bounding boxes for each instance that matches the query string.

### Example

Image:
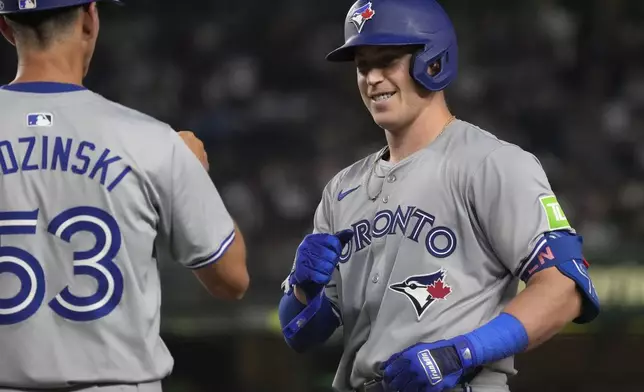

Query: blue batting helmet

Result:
[0,0,122,14]
[326,0,457,91]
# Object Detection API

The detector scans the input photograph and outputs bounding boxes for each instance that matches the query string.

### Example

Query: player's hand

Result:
[289,229,354,301]
[380,336,477,392]
[178,130,209,172]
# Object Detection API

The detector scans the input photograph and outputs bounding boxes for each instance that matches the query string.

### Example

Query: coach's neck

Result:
[0,3,99,87]
[384,91,453,164]
[12,45,86,86]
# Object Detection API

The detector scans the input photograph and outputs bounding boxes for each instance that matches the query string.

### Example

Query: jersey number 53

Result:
[0,207,123,325]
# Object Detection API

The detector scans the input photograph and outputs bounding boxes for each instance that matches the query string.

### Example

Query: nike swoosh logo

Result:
[338,185,361,201]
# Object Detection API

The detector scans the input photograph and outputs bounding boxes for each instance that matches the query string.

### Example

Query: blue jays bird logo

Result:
[389,269,452,320]
[350,2,375,33]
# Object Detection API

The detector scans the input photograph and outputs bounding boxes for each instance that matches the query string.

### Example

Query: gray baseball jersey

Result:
[287,119,573,391]
[0,84,234,389]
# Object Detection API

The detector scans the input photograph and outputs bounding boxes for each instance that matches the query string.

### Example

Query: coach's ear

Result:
[81,2,100,41]
[0,16,17,47]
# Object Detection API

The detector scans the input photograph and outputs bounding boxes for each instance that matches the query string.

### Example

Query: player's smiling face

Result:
[355,45,430,132]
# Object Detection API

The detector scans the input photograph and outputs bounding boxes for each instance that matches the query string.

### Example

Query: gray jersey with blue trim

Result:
[0,86,234,389]
[283,119,574,391]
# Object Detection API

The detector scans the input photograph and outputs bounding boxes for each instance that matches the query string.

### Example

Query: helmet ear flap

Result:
[409,50,419,81]
[409,56,443,91]
[409,47,441,91]
[410,45,457,91]
[409,46,428,89]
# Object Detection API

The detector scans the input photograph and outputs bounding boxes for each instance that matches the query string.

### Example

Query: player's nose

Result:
[365,68,385,85]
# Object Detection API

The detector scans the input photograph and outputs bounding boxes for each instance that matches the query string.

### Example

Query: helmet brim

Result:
[326,33,427,62]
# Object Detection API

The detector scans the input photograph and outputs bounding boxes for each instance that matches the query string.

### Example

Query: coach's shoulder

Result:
[86,94,188,182]
[89,93,176,136]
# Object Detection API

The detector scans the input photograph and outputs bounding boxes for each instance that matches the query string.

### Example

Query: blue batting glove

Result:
[381,336,477,392]
[289,229,353,300]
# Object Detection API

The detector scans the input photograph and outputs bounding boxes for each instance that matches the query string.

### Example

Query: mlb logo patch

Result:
[27,113,53,127]
[19,0,36,10]
[350,2,375,33]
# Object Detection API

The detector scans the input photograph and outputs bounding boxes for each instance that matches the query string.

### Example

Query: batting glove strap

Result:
[426,335,477,376]
[428,346,461,375]
[450,334,477,369]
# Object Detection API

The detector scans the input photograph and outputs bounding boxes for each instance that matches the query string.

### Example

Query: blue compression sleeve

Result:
[463,312,529,367]
[278,292,341,353]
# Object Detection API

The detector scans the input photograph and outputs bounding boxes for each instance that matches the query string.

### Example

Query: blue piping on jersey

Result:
[0,82,87,93]
[187,229,236,269]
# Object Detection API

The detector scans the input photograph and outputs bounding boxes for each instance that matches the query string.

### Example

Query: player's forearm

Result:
[448,268,582,371]
[504,267,582,351]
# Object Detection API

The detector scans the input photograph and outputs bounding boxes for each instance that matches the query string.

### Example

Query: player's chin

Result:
[369,99,399,121]
[370,112,401,131]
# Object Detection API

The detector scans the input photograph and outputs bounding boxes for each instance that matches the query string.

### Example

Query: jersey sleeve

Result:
[157,132,235,269]
[468,145,573,276]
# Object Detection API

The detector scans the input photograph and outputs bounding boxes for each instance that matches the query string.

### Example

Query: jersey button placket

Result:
[381,170,396,203]
[366,168,397,322]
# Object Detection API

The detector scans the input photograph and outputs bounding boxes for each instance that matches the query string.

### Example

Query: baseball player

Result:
[0,1,248,391]
[278,0,600,391]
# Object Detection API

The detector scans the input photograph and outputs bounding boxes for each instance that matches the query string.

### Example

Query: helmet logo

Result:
[0,1,4,11]
[19,0,37,10]
[350,2,375,33]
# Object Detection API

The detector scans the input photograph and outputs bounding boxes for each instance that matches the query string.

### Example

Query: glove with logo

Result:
[381,336,476,392]
[289,229,354,301]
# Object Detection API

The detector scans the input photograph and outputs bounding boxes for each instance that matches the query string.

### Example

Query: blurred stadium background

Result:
[2,0,644,390]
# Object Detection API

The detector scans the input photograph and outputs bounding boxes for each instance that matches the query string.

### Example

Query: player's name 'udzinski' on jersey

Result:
[0,135,132,192]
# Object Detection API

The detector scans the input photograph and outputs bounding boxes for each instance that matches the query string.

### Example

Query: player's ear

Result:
[81,2,100,42]
[0,16,17,47]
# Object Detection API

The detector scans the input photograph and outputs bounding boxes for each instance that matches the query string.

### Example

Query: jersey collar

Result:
[0,82,87,93]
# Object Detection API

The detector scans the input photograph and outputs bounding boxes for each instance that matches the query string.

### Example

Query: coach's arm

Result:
[193,224,249,300]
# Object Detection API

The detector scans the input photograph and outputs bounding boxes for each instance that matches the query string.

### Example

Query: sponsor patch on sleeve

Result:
[539,195,571,230]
